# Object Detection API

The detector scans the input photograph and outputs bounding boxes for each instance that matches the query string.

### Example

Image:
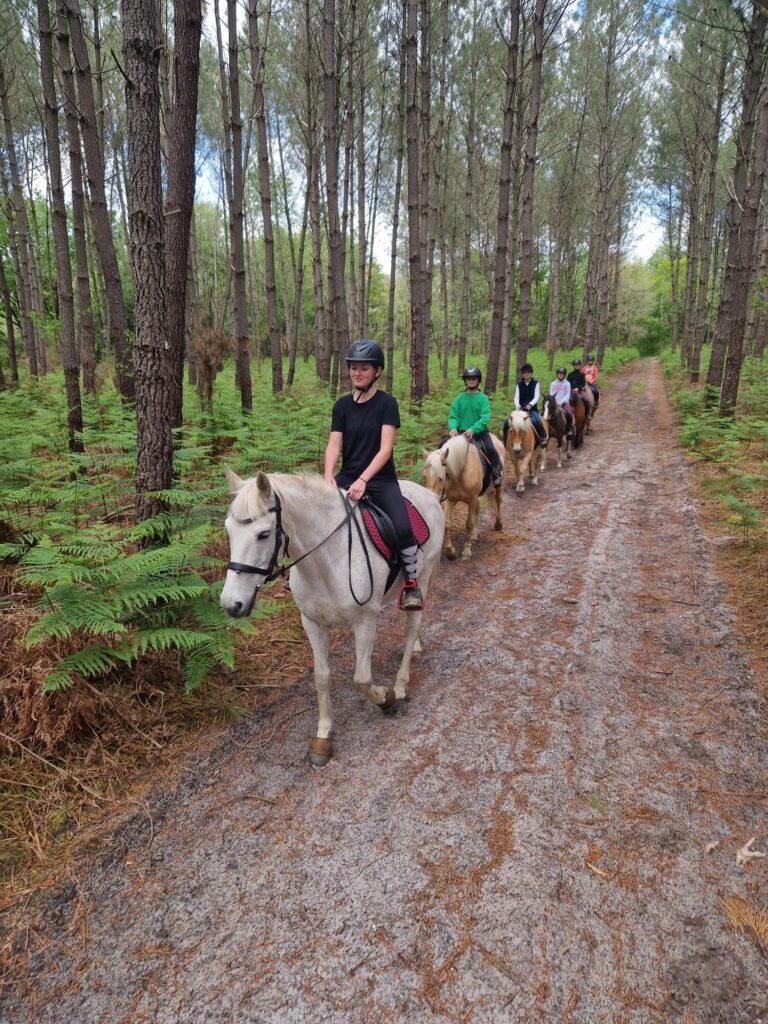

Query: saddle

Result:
[360,497,431,591]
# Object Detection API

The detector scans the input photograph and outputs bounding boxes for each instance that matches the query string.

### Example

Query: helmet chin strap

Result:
[352,366,382,396]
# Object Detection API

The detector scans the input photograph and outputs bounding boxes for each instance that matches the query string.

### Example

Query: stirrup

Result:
[398,580,424,611]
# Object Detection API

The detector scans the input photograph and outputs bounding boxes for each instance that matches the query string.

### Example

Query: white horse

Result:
[220,469,444,765]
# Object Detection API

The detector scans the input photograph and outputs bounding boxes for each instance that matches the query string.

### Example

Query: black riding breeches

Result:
[473,430,502,472]
[338,475,416,549]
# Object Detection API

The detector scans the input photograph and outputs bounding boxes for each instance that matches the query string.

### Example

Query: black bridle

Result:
[226,489,375,605]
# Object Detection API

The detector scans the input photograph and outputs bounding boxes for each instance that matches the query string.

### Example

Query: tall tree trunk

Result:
[720,83,768,414]
[458,8,479,375]
[249,0,284,393]
[386,0,407,392]
[485,0,520,394]
[0,60,39,378]
[38,0,83,451]
[515,0,546,376]
[406,0,428,402]
[56,2,96,394]
[323,0,351,371]
[706,4,767,394]
[122,0,172,521]
[65,0,133,400]
[226,0,253,409]
[165,0,202,428]
[0,247,18,384]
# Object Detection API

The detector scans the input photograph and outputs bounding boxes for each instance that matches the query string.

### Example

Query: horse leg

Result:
[443,500,457,560]
[488,484,503,531]
[530,448,541,486]
[301,614,334,766]
[517,454,529,493]
[353,614,393,707]
[461,498,477,559]
[556,437,563,468]
[394,609,423,699]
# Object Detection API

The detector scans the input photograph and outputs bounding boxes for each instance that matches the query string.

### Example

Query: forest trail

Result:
[3,358,766,1023]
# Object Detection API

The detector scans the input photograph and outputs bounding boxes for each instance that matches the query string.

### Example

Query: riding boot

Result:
[491,451,503,487]
[398,545,423,611]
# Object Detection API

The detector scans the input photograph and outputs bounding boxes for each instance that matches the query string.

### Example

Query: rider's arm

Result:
[532,382,541,407]
[358,424,396,484]
[469,392,491,435]
[514,385,522,409]
[324,431,342,484]
[448,394,463,432]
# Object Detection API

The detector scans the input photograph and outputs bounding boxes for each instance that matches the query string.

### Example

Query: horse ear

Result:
[440,447,449,465]
[224,466,244,494]
[422,448,431,461]
[256,472,272,499]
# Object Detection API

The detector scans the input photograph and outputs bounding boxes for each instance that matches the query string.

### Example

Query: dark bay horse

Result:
[542,395,572,467]
[570,391,587,448]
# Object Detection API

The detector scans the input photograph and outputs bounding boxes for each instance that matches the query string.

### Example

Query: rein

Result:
[227,486,375,606]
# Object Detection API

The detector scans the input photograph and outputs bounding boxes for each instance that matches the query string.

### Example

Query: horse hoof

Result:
[308,736,333,766]
[494,521,502,531]
[379,688,397,713]
[445,548,456,561]
[382,693,407,717]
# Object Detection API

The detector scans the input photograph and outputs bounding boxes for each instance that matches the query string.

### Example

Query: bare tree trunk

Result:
[720,82,768,414]
[324,0,351,370]
[122,0,172,521]
[407,0,428,402]
[690,51,726,383]
[0,60,39,378]
[249,0,284,393]
[38,0,83,450]
[65,0,133,399]
[386,0,407,392]
[485,0,520,394]
[707,5,767,394]
[226,0,253,409]
[165,0,202,428]
[0,245,18,384]
[458,7,479,375]
[515,0,546,376]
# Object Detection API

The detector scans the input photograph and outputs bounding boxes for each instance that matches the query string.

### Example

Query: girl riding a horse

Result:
[549,366,575,435]
[324,339,423,611]
[447,365,504,487]
[584,354,600,407]
[512,363,546,443]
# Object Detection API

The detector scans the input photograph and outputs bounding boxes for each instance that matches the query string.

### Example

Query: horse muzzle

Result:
[220,582,260,618]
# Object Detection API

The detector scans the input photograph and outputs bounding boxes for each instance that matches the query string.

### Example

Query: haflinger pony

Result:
[542,394,572,468]
[504,410,547,494]
[220,469,444,766]
[421,434,505,560]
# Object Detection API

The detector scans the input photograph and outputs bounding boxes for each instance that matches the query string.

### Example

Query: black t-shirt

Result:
[331,390,400,486]
[568,369,586,389]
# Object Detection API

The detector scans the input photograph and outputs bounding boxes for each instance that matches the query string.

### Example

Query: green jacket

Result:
[448,390,491,434]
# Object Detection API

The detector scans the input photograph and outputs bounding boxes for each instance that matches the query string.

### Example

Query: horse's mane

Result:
[230,472,336,520]
[444,435,472,479]
[510,409,531,432]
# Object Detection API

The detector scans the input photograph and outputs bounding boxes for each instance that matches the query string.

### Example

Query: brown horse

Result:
[504,410,548,494]
[542,394,572,468]
[570,391,587,448]
[580,383,596,434]
[422,434,505,559]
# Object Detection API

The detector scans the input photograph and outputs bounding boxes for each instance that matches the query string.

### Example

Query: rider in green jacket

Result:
[447,366,503,487]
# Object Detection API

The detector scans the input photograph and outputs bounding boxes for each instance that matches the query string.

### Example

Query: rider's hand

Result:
[463,429,474,439]
[347,478,367,500]
[325,475,338,488]
[449,428,458,437]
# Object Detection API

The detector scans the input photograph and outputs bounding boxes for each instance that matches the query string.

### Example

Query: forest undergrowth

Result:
[661,348,768,696]
[0,346,637,909]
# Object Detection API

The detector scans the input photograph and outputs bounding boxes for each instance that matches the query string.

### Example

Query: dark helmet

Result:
[345,339,385,368]
[521,363,534,373]
[461,365,483,382]
[556,366,567,374]
[571,358,582,365]
[585,353,594,362]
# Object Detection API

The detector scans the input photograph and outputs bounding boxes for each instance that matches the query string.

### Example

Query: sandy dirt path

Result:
[3,358,766,1023]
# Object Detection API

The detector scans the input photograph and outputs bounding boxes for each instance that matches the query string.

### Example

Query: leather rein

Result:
[227,489,375,606]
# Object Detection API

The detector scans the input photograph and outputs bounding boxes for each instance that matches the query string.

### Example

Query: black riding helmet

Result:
[345,339,385,369]
[571,358,582,366]
[585,353,594,362]
[461,365,483,383]
[556,366,567,374]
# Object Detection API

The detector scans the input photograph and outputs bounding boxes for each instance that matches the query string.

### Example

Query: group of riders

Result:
[324,339,600,614]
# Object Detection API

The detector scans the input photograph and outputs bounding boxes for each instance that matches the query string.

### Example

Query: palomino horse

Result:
[220,470,444,765]
[421,434,505,560]
[541,395,572,468]
[504,410,547,494]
